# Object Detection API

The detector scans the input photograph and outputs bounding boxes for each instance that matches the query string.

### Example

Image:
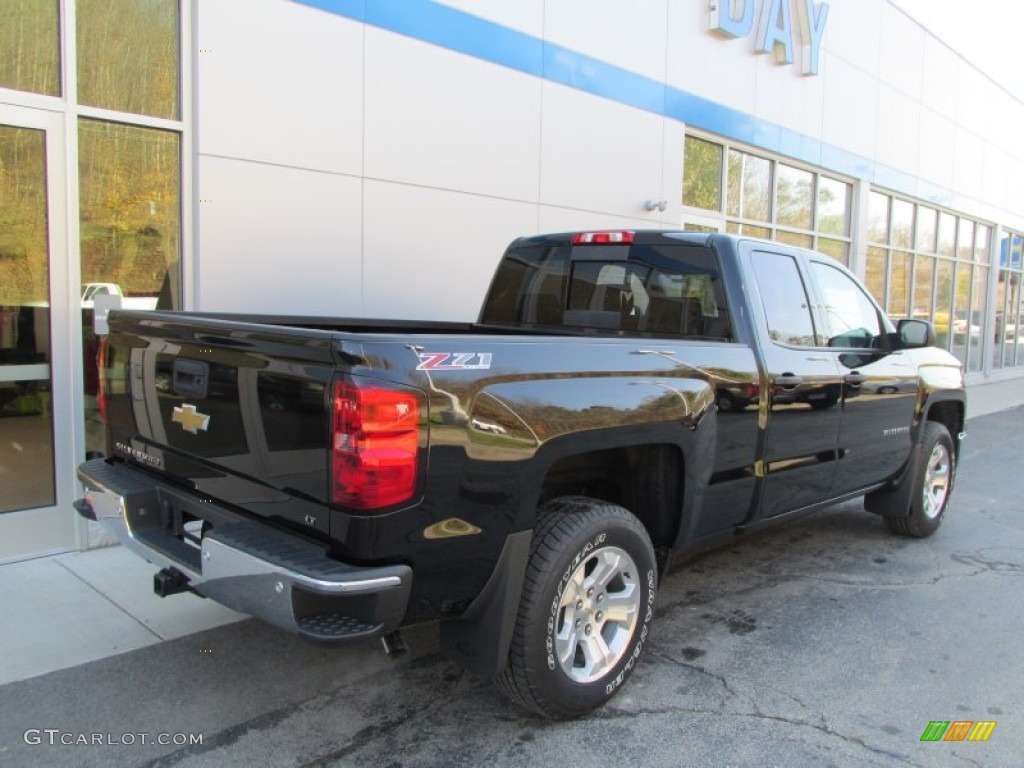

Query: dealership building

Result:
[1,0,1022,561]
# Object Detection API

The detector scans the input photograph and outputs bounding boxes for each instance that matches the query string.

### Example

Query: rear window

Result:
[480,243,732,340]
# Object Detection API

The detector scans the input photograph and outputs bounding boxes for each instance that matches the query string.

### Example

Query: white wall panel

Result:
[435,0,544,37]
[196,0,363,175]
[874,83,920,176]
[544,0,667,82]
[982,144,1009,215]
[821,53,878,160]
[916,107,954,193]
[952,127,985,204]
[753,52,825,139]
[666,0,757,116]
[1008,158,1024,226]
[197,156,362,314]
[539,83,665,217]
[822,0,882,74]
[919,35,959,121]
[1011,102,1024,163]
[362,181,537,321]
[662,119,686,223]
[363,29,542,202]
[877,3,924,99]
[537,207,657,235]
[956,64,1002,142]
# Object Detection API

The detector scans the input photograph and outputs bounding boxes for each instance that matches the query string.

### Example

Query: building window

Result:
[78,120,181,303]
[682,135,853,264]
[865,190,991,372]
[0,1,61,96]
[76,0,184,458]
[995,232,1023,369]
[682,136,723,211]
[76,0,180,119]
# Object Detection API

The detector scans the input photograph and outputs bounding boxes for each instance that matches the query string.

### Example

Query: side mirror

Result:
[897,318,935,349]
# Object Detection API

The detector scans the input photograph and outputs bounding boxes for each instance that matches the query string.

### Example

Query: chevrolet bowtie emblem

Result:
[172,404,210,434]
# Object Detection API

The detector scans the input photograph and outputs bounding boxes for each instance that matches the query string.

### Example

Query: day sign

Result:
[710,0,830,76]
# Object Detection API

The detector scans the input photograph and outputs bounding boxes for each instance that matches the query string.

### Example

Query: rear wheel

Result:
[884,421,955,537]
[494,497,657,719]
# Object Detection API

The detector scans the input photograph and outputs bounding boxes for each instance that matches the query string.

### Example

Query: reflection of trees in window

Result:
[0,1,60,96]
[78,120,180,302]
[686,135,851,262]
[727,150,771,223]
[969,266,987,371]
[891,199,914,249]
[77,0,179,119]
[975,225,990,263]
[867,192,889,244]
[816,177,849,236]
[817,238,848,264]
[913,255,934,318]
[915,206,937,252]
[888,252,910,317]
[937,212,956,257]
[683,137,722,211]
[776,165,812,230]
[0,127,49,306]
[934,259,954,346]
[865,247,886,304]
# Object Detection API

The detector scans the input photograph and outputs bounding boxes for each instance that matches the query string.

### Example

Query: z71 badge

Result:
[416,352,492,371]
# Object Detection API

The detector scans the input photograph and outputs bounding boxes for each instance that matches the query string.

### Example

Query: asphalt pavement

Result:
[1,404,1022,767]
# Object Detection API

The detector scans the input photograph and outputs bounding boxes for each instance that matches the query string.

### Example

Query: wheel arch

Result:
[866,391,964,518]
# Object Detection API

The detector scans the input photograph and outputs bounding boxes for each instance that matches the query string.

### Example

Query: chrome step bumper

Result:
[76,459,412,644]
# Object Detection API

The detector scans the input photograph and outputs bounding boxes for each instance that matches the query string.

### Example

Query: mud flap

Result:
[440,530,532,678]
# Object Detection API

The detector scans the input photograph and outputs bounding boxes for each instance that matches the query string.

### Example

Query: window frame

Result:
[682,131,855,264]
[866,187,994,371]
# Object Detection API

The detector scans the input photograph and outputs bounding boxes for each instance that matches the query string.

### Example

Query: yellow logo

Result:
[172,404,210,435]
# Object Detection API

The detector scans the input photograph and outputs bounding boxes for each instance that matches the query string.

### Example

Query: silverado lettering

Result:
[76,231,965,719]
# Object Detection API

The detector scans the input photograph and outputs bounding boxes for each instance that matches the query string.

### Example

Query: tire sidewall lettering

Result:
[604,568,656,696]
[546,531,607,671]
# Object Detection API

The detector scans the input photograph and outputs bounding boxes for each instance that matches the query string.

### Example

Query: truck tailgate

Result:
[101,312,339,538]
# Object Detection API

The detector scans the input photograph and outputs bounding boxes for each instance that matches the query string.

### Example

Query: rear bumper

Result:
[75,459,412,644]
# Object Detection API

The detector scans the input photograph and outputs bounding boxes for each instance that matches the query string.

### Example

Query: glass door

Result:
[0,105,75,560]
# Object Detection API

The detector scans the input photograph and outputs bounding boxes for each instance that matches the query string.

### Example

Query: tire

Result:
[884,421,955,538]
[494,497,657,719]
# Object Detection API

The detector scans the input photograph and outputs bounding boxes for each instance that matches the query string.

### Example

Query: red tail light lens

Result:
[97,337,110,426]
[331,380,421,510]
[572,231,634,245]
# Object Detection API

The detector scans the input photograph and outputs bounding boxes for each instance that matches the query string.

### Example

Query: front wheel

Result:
[884,421,956,537]
[494,497,657,718]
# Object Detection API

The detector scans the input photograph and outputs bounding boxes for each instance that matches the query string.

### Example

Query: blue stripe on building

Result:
[294,0,955,206]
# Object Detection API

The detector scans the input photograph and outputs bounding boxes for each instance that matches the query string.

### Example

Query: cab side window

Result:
[751,252,820,347]
[810,261,884,349]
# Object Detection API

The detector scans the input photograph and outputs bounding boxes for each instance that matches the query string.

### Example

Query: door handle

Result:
[844,373,866,386]
[772,374,803,388]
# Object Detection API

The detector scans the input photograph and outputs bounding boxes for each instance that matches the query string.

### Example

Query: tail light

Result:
[331,379,421,510]
[572,231,634,245]
[97,337,110,426]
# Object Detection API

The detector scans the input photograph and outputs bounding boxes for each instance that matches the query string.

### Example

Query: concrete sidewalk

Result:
[2,378,1021,688]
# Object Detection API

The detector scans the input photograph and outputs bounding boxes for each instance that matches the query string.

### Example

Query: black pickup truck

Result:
[76,231,965,718]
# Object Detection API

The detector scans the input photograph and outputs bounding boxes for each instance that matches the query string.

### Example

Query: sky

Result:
[890,0,1024,103]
